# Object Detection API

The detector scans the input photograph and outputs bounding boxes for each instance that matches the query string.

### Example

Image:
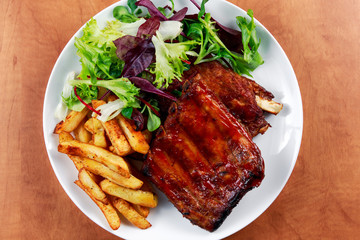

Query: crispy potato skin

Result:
[58,140,130,178]
[117,115,150,154]
[92,99,132,156]
[54,108,89,134]
[111,197,151,229]
[75,180,120,230]
[100,179,158,208]
[80,158,143,189]
[78,168,108,204]
[55,101,157,230]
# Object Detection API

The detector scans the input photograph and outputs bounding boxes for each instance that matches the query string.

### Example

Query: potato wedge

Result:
[78,168,108,204]
[68,155,85,171]
[58,131,74,143]
[111,197,151,229]
[92,100,132,156]
[58,140,130,178]
[73,120,92,143]
[100,179,157,208]
[84,118,95,133]
[54,108,89,133]
[92,118,108,148]
[74,180,120,230]
[84,118,108,147]
[131,203,150,218]
[68,155,101,182]
[81,158,143,189]
[117,114,150,154]
[128,165,152,217]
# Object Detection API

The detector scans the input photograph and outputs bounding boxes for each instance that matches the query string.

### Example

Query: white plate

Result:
[43,0,303,239]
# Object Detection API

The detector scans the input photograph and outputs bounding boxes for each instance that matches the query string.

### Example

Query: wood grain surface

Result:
[1,0,359,239]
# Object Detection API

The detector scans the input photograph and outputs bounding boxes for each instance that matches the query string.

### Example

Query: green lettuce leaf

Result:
[184,9,263,77]
[151,31,197,88]
[236,9,264,69]
[68,78,140,108]
[75,18,125,83]
[62,84,98,111]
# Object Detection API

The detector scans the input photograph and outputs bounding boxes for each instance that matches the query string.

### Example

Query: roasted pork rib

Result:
[143,80,265,231]
[182,61,275,137]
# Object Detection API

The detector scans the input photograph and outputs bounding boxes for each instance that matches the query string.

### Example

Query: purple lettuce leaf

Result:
[113,35,143,60]
[131,108,145,131]
[137,16,161,38]
[129,76,177,101]
[169,7,188,21]
[120,38,155,77]
[135,0,167,20]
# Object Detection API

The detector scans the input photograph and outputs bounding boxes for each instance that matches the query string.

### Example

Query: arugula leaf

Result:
[68,78,140,108]
[62,84,98,111]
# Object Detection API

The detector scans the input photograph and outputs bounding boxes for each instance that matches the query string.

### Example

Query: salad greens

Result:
[151,32,197,88]
[141,99,161,132]
[68,78,140,109]
[62,83,98,111]
[58,0,264,132]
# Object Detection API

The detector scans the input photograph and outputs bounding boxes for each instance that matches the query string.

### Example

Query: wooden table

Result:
[1,0,359,239]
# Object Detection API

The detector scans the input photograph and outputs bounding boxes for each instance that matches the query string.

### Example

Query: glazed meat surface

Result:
[143,80,264,231]
[182,61,272,137]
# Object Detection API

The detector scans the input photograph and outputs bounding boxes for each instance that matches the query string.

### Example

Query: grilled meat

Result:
[143,80,264,231]
[182,61,273,137]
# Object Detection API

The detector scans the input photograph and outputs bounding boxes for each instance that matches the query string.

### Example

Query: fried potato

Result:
[68,155,85,171]
[78,168,108,204]
[58,140,130,178]
[73,120,92,143]
[58,135,99,181]
[131,203,150,218]
[81,158,143,189]
[111,197,151,229]
[68,155,102,182]
[128,164,153,217]
[100,179,158,208]
[92,118,108,148]
[58,131,74,143]
[54,108,89,134]
[92,100,132,156]
[58,132,86,170]
[75,180,120,230]
[84,118,95,133]
[117,114,150,154]
[107,94,118,102]
[84,118,108,148]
